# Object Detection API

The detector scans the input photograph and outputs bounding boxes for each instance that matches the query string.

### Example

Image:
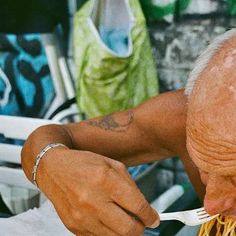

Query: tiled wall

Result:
[149,17,236,92]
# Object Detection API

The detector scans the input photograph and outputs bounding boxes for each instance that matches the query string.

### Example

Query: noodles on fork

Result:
[199,216,236,236]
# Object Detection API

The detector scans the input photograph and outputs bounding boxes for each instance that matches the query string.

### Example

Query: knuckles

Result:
[114,161,127,172]
[122,220,144,236]
[76,190,91,207]
[133,199,150,217]
[70,210,84,227]
[93,165,115,186]
[123,220,137,236]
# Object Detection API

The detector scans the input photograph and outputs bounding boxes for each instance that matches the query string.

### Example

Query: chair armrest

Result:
[0,144,22,164]
[0,167,36,190]
[0,115,59,140]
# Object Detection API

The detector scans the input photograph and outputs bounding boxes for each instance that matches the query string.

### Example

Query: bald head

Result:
[185,29,236,176]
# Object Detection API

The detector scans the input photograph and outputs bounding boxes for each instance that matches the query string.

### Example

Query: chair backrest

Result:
[0,115,59,190]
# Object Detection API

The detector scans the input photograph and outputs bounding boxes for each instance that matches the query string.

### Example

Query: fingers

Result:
[105,164,160,228]
[59,201,122,236]
[115,190,159,228]
[99,201,145,236]
[76,232,93,236]
[75,218,121,236]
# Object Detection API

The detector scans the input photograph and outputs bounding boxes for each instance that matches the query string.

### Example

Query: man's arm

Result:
[21,89,190,236]
[64,89,187,165]
[22,89,187,183]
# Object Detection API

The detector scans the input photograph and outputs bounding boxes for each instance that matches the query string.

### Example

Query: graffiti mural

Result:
[0,34,54,118]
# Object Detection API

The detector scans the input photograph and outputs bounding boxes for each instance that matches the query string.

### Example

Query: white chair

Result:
[0,115,59,190]
[0,115,61,216]
[40,0,80,119]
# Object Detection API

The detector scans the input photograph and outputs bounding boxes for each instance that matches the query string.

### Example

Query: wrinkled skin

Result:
[187,36,236,217]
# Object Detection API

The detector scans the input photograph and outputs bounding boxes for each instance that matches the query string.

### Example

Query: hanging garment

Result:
[74,0,159,118]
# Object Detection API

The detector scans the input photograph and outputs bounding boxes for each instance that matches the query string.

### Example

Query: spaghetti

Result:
[199,216,236,236]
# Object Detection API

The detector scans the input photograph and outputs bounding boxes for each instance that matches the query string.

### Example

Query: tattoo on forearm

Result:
[86,111,134,132]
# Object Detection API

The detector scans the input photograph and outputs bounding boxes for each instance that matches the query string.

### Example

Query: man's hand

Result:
[37,148,159,236]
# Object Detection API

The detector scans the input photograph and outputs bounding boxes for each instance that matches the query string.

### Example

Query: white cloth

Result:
[0,200,74,236]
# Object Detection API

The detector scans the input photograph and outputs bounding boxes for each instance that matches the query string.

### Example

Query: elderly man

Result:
[186,29,236,217]
[21,29,236,236]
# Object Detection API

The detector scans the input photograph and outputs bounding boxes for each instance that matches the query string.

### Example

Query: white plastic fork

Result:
[159,207,219,226]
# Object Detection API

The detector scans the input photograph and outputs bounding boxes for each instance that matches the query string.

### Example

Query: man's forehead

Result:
[187,32,236,140]
[186,134,236,177]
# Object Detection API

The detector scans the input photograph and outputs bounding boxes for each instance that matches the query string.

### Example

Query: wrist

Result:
[34,144,69,190]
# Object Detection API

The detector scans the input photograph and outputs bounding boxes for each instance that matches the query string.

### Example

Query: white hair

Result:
[185,28,236,97]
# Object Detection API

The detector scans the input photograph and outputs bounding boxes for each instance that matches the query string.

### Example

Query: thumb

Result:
[148,208,160,228]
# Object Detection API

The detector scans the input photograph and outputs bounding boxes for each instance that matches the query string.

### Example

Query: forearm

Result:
[65,89,188,162]
[21,89,187,185]
[64,116,172,166]
[21,116,167,187]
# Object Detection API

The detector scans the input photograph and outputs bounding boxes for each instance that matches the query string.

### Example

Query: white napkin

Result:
[0,201,74,236]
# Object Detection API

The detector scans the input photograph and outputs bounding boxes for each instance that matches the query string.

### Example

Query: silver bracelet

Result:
[32,143,67,188]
